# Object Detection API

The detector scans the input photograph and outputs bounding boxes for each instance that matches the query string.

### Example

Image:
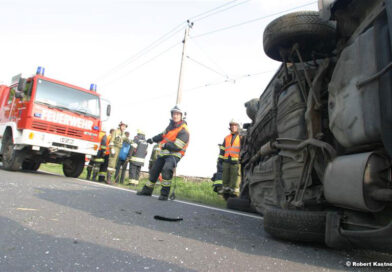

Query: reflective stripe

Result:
[160,149,170,156]
[218,155,225,160]
[131,157,145,163]
[160,150,183,159]
[213,180,223,185]
[223,157,239,161]
[161,180,171,187]
[107,167,116,172]
[93,158,104,163]
[174,138,186,149]
[146,180,155,188]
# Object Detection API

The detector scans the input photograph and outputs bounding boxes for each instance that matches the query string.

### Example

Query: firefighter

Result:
[107,122,128,184]
[115,131,131,184]
[86,130,107,181]
[128,129,148,185]
[211,144,224,194]
[137,105,190,200]
[219,119,242,199]
[98,128,114,182]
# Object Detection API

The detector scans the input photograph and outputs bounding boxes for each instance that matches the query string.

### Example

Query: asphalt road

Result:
[0,169,391,272]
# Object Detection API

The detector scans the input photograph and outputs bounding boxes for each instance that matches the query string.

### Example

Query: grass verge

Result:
[39,163,226,208]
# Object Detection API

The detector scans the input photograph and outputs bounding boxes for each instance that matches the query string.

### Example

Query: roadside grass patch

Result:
[39,163,226,208]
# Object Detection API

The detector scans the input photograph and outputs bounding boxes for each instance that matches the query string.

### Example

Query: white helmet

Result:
[229,118,240,126]
[171,104,185,117]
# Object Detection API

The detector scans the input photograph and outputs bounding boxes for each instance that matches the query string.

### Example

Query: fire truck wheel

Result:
[2,133,24,171]
[63,154,85,178]
[22,160,41,171]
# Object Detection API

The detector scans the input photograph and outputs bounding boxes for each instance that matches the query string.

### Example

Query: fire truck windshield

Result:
[34,79,100,118]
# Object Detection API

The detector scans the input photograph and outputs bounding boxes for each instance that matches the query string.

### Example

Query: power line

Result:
[127,69,276,105]
[100,42,181,87]
[188,0,240,21]
[186,56,228,79]
[96,21,186,82]
[96,0,250,83]
[189,37,229,78]
[193,0,251,22]
[183,69,277,92]
[192,1,317,38]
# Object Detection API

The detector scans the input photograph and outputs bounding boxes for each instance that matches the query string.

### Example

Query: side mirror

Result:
[106,104,111,116]
[17,78,27,93]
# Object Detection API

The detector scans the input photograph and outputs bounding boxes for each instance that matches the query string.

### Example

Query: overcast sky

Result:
[0,0,317,177]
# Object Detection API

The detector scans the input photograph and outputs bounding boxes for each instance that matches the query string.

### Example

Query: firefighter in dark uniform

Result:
[98,128,114,182]
[86,130,107,181]
[219,119,241,199]
[137,105,190,200]
[128,129,148,185]
[107,122,128,184]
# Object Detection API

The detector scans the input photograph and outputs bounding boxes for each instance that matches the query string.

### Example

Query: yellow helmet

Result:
[137,129,145,135]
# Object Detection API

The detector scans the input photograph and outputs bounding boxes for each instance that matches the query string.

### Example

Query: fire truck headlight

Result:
[29,132,34,140]
[94,144,98,150]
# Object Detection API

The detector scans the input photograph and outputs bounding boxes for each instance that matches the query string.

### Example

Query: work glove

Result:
[110,148,115,155]
[147,138,153,144]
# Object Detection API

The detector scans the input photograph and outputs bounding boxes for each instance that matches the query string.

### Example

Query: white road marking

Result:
[39,170,263,220]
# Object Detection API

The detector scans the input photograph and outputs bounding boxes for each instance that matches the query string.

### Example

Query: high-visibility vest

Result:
[224,134,240,161]
[160,123,189,158]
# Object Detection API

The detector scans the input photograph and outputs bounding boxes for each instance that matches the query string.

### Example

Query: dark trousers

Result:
[149,155,179,183]
[115,159,128,184]
[129,163,141,180]
[100,155,109,172]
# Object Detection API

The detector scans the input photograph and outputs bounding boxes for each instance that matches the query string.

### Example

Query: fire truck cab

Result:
[0,67,110,177]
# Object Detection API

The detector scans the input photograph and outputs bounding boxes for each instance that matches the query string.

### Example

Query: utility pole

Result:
[176,20,193,105]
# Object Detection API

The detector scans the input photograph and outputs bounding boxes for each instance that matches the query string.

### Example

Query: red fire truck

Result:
[0,67,110,177]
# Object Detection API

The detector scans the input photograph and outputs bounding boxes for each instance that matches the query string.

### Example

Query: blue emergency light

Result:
[90,84,97,92]
[36,66,45,76]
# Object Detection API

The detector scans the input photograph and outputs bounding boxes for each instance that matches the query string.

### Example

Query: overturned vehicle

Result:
[238,0,392,250]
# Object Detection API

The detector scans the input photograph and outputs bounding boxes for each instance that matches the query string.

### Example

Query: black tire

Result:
[2,132,24,171]
[263,11,336,62]
[227,197,255,213]
[63,154,85,178]
[22,160,41,171]
[263,206,326,243]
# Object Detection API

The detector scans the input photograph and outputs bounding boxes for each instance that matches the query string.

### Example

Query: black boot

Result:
[106,172,112,184]
[158,186,170,201]
[136,185,153,196]
[98,174,105,182]
[86,168,92,180]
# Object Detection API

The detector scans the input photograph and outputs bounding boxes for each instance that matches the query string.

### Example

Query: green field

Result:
[39,163,227,208]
